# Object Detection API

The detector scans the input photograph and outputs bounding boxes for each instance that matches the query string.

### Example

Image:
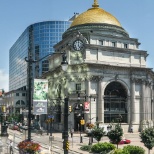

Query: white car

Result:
[85,128,92,134]
[85,125,111,136]
[99,125,111,135]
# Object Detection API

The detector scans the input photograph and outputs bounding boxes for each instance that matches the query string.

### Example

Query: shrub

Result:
[123,145,145,154]
[91,142,116,153]
[80,145,92,152]
[111,149,129,154]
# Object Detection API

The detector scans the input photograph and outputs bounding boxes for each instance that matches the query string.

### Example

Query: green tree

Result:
[91,127,106,143]
[107,123,123,149]
[140,127,154,154]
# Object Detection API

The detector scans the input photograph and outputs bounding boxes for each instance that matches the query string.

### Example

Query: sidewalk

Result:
[8,128,90,154]
[7,128,154,154]
[32,132,90,154]
[33,131,154,154]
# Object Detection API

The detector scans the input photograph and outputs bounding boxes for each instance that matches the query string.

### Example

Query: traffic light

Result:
[80,119,85,125]
[69,106,72,112]
[66,141,69,150]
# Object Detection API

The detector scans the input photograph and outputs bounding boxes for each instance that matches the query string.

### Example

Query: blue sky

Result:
[0,0,154,91]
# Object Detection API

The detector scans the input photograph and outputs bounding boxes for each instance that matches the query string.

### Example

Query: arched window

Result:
[104,81,127,123]
[16,100,20,105]
[21,100,25,105]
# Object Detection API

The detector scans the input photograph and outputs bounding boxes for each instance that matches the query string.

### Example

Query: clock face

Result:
[73,40,84,51]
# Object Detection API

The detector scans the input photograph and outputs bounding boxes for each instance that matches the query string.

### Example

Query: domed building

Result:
[44,0,154,132]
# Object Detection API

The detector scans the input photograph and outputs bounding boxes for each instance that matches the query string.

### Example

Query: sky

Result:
[0,0,154,92]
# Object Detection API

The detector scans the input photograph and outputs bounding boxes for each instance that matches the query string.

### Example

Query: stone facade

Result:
[44,16,154,133]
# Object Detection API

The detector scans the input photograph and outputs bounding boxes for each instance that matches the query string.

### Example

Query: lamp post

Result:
[63,97,69,154]
[25,52,68,141]
[77,93,83,143]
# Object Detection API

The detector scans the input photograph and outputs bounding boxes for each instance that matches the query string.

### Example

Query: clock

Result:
[73,39,84,51]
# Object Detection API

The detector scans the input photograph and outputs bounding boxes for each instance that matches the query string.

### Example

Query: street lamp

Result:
[25,52,68,141]
[49,97,69,154]
[63,97,69,154]
[76,93,85,143]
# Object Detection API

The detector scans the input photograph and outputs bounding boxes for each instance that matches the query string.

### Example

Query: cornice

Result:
[130,77,152,86]
[85,75,104,81]
[85,44,148,56]
[63,23,129,38]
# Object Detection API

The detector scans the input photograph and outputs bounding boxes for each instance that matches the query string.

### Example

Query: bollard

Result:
[80,136,83,143]
[91,137,93,143]
[88,136,92,145]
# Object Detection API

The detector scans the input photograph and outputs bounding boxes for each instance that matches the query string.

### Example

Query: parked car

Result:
[110,139,131,144]
[8,124,14,129]
[8,123,18,130]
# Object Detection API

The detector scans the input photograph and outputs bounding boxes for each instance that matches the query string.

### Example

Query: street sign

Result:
[48,115,54,119]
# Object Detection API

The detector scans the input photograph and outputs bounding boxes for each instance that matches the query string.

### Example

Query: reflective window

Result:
[9,21,71,91]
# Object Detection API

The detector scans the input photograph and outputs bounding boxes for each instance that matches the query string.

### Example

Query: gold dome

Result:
[71,0,121,27]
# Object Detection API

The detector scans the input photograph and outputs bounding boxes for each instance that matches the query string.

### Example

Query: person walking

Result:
[130,126,133,133]
[70,128,74,138]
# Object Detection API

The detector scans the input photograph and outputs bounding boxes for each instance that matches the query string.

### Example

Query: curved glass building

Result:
[9,21,71,91]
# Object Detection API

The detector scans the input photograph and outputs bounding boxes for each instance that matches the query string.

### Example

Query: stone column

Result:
[151,83,154,126]
[85,79,90,123]
[127,96,131,124]
[146,81,153,121]
[147,82,151,120]
[131,78,135,123]
[141,80,145,122]
[97,76,104,123]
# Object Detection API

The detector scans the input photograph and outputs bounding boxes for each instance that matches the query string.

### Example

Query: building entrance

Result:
[74,113,84,132]
[104,81,127,123]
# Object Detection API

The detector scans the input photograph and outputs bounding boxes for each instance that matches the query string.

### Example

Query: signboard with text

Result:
[33,79,48,115]
[84,102,90,113]
[33,101,47,115]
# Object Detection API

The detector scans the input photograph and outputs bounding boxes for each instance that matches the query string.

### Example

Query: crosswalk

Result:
[7,129,90,154]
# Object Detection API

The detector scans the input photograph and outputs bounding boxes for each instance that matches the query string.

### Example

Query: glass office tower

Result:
[9,21,71,91]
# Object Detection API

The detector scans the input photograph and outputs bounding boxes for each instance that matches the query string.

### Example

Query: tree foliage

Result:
[7,113,22,123]
[91,127,106,143]
[107,123,123,149]
[140,127,154,154]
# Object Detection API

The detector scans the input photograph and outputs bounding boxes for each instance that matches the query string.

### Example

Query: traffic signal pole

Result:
[80,119,85,143]
[63,97,69,154]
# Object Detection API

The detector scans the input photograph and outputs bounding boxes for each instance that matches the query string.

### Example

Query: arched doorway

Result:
[104,81,127,123]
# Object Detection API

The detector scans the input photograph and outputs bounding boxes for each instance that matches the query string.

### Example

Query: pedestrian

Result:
[70,128,74,138]
[130,126,133,133]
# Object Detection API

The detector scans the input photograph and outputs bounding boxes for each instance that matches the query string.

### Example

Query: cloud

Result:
[0,70,9,92]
